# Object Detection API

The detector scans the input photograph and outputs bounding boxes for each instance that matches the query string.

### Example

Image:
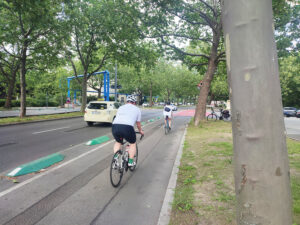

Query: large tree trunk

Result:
[194,27,221,126]
[221,0,292,224]
[81,74,88,113]
[19,46,27,118]
[4,69,17,108]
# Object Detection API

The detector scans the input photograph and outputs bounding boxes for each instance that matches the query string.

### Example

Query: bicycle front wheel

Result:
[129,144,138,171]
[207,113,217,121]
[110,154,123,187]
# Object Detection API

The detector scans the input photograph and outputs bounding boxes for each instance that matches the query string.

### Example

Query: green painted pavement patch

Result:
[86,135,110,146]
[141,122,147,126]
[148,119,155,122]
[7,153,65,177]
[156,117,161,119]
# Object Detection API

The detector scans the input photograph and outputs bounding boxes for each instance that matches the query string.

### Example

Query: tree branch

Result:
[161,37,210,59]
[68,55,77,77]
[0,45,20,58]
[216,51,225,61]
[145,32,212,43]
[167,10,208,26]
[89,52,109,76]
[85,31,96,68]
[74,28,86,69]
[188,62,209,68]
[180,2,218,32]
[199,0,217,17]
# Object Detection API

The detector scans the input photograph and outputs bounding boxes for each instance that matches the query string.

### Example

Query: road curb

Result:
[7,153,65,177]
[157,124,188,225]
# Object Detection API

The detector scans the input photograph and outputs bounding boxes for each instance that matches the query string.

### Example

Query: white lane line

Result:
[32,126,70,134]
[0,140,114,198]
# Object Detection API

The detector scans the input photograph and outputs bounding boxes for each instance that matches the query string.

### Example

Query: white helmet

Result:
[127,95,137,103]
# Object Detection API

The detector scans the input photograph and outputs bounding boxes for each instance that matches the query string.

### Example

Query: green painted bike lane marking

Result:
[7,153,65,177]
[86,135,110,146]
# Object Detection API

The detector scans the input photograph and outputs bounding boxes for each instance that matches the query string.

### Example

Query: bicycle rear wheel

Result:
[165,118,170,135]
[129,144,138,171]
[207,113,217,121]
[110,153,123,187]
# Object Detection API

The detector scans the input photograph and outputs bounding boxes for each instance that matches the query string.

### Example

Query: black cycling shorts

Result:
[112,124,136,144]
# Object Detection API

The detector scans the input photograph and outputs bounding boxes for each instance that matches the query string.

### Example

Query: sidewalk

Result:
[0,106,81,118]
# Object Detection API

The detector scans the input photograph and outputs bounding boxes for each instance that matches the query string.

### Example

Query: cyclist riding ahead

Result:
[112,95,144,167]
[163,101,173,130]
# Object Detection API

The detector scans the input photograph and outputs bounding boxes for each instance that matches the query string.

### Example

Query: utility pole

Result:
[221,0,292,224]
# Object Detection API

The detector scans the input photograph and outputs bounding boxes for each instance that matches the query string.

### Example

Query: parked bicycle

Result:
[165,115,171,134]
[206,107,231,122]
[110,132,143,187]
[206,107,218,121]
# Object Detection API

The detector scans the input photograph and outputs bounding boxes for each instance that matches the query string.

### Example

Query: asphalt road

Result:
[0,109,163,174]
[284,117,300,141]
[0,110,191,225]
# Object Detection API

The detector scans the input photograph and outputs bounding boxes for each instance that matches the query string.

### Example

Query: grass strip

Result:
[169,120,300,225]
[0,112,83,125]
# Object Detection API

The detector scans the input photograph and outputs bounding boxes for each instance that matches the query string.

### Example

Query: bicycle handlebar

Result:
[135,131,144,140]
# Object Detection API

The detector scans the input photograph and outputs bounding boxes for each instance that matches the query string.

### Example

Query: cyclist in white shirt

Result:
[112,95,144,166]
[163,101,173,130]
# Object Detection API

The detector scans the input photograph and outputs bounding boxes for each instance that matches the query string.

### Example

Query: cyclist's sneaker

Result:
[128,161,136,167]
[114,153,119,160]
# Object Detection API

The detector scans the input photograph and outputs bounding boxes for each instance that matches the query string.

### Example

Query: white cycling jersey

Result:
[163,105,173,118]
[113,103,141,127]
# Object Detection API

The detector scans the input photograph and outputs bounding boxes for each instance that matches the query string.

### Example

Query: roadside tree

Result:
[222,0,292,224]
[64,0,147,112]
[0,0,66,117]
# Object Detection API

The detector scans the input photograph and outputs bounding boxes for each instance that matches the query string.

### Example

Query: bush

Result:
[0,97,61,108]
[26,97,59,107]
[0,99,5,107]
[11,100,20,107]
[87,95,97,103]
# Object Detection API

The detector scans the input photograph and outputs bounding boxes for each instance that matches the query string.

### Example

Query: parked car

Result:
[283,107,298,117]
[84,101,121,126]
[296,110,300,118]
[142,102,149,107]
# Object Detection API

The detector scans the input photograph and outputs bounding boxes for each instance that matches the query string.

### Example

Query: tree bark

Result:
[81,74,88,113]
[149,82,153,106]
[19,45,27,118]
[194,26,221,126]
[221,0,292,224]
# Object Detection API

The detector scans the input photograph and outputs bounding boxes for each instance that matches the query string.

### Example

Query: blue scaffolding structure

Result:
[67,70,110,102]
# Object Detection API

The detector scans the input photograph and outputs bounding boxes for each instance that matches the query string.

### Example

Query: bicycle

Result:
[164,116,171,134]
[110,132,143,188]
[206,107,218,121]
[219,108,231,122]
